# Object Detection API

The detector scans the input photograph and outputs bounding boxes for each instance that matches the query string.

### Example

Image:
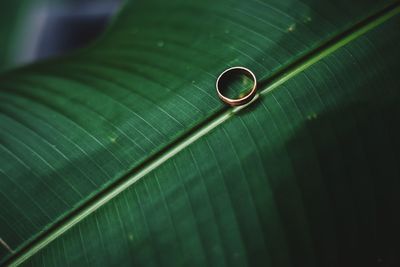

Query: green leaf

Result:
[0,1,32,72]
[1,0,399,266]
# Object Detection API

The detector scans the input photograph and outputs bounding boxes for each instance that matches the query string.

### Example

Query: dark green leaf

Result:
[0,0,399,266]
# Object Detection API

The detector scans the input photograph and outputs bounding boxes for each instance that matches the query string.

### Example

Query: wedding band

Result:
[216,66,257,106]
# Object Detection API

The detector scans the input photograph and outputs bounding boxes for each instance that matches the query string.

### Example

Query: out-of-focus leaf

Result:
[0,0,399,266]
[0,2,31,72]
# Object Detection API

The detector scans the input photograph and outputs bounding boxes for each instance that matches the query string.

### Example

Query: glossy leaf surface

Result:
[0,0,399,265]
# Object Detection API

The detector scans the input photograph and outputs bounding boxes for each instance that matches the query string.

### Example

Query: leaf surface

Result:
[0,0,399,265]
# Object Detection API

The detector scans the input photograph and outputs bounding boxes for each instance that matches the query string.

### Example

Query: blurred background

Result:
[0,0,123,72]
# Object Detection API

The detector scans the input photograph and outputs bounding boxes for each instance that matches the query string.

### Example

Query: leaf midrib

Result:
[5,3,400,266]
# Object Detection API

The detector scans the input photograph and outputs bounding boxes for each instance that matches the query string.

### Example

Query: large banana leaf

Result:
[1,0,399,266]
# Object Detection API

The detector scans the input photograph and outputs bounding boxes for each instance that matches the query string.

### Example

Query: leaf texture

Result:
[0,0,399,265]
[16,12,400,267]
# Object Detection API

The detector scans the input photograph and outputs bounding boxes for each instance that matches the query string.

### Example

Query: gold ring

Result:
[216,66,257,106]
